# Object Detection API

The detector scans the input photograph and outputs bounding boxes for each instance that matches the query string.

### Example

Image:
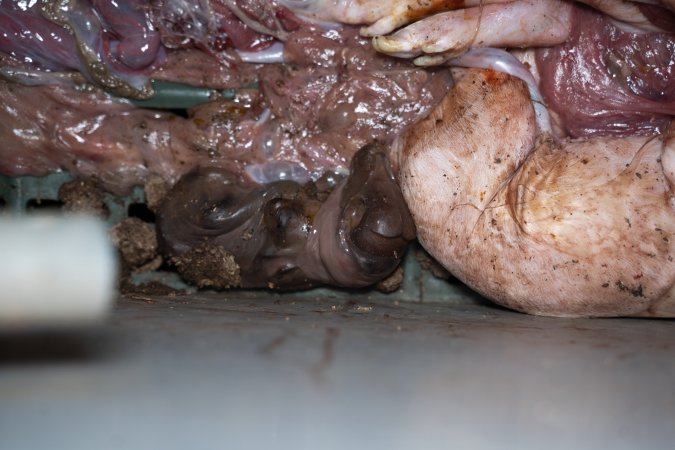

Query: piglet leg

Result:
[399,69,675,317]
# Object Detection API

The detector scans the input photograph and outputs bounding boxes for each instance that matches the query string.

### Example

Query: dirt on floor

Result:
[58,179,108,218]
[171,244,242,289]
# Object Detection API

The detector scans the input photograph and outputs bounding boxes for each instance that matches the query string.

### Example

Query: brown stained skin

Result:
[399,68,675,317]
[403,0,467,22]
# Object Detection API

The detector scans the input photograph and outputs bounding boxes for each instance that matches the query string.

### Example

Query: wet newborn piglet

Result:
[156,143,415,290]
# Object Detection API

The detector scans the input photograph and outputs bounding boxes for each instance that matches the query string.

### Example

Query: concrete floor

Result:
[1,292,674,450]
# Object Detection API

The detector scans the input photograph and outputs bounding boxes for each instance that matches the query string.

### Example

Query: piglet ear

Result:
[155,168,259,257]
[155,167,325,289]
[154,144,415,291]
[338,143,416,277]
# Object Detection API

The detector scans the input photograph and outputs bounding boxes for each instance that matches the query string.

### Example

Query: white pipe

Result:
[0,215,117,329]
